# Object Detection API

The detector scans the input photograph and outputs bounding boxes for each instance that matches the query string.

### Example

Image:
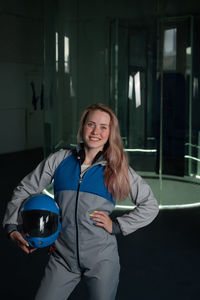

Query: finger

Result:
[19,244,31,254]
[91,215,106,224]
[90,213,107,220]
[19,242,37,254]
[93,211,107,217]
[29,248,37,253]
[91,218,103,224]
[10,231,29,246]
[11,232,30,252]
[93,222,105,227]
[17,235,30,248]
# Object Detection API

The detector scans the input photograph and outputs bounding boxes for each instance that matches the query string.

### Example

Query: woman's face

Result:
[83,109,110,152]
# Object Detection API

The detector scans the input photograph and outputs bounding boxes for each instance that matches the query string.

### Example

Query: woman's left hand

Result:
[90,211,112,234]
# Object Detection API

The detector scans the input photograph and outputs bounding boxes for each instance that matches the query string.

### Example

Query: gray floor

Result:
[1,149,200,300]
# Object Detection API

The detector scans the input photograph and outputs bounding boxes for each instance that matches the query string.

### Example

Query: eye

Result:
[87,122,94,127]
[100,125,108,130]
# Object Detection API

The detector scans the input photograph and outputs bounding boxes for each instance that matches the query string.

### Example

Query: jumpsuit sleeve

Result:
[116,167,159,236]
[111,219,122,235]
[2,150,70,232]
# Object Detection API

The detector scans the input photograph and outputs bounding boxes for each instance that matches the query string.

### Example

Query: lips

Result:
[89,136,101,141]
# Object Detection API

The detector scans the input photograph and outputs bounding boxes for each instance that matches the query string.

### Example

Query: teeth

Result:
[90,137,100,141]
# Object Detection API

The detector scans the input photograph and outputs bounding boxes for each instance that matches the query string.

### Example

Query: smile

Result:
[89,136,101,141]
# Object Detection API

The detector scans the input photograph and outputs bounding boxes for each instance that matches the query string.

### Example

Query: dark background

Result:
[1,1,200,299]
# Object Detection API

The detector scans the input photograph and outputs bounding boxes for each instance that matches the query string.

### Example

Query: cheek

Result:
[102,131,110,141]
[82,127,88,140]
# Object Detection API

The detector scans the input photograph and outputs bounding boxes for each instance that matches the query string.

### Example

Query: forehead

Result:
[86,109,110,124]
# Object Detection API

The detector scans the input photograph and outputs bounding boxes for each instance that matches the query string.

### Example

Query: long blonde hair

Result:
[77,103,130,201]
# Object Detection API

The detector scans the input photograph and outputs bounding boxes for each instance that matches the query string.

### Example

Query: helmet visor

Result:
[22,210,59,237]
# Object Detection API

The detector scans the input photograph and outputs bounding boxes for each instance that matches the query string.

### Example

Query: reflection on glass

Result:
[128,75,133,99]
[163,28,177,70]
[186,46,191,75]
[134,71,141,108]
[56,32,58,72]
[64,36,69,73]
[186,46,191,55]
[193,77,198,98]
[197,133,200,176]
[70,76,75,97]
[40,216,45,233]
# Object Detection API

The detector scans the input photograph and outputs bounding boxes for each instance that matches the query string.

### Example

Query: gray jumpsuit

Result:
[3,148,159,300]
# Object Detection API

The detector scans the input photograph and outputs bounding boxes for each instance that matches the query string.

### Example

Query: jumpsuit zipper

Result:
[75,162,90,269]
[74,160,106,270]
[75,176,82,269]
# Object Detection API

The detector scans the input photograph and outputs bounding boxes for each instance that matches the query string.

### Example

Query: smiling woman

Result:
[3,103,159,300]
[82,109,110,158]
[77,103,131,200]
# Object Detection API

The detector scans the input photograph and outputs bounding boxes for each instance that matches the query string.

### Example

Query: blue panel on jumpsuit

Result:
[53,154,115,205]
[80,165,115,205]
[53,154,80,194]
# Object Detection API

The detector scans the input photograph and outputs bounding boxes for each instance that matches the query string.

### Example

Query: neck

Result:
[83,147,101,165]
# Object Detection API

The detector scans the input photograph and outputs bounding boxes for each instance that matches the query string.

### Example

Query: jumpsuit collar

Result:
[74,143,106,166]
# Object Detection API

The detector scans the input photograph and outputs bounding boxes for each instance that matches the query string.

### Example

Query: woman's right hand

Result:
[9,231,37,254]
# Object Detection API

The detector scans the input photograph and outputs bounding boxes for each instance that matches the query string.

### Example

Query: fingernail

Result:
[26,243,29,247]
[94,211,98,213]
[93,222,97,225]
[89,214,94,216]
[90,217,94,220]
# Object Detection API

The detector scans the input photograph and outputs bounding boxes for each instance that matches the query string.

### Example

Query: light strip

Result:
[116,202,200,210]
[134,72,141,108]
[123,150,200,161]
[124,149,157,153]
[185,155,200,162]
[185,143,200,150]
[43,189,54,198]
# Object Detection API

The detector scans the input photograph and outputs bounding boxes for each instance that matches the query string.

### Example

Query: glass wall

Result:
[110,16,200,207]
[43,1,200,206]
[43,0,80,156]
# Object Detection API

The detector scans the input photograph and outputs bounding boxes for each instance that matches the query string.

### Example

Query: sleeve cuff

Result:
[111,219,122,235]
[5,224,18,236]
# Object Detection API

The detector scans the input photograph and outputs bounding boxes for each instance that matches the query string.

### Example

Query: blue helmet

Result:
[21,194,61,248]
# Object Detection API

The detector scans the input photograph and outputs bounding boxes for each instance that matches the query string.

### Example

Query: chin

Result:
[86,142,104,150]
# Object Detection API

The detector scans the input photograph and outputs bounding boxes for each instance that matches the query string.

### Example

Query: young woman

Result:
[3,103,159,300]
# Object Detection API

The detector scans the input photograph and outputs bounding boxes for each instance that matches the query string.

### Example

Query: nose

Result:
[92,125,100,135]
